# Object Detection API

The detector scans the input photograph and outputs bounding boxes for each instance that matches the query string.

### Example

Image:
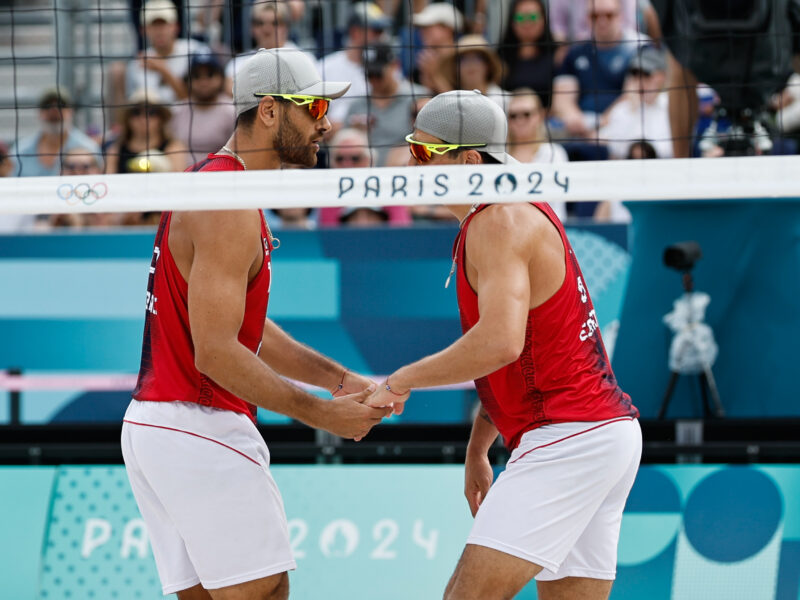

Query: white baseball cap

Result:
[141,0,178,26]
[412,2,464,32]
[233,48,351,116]
[414,90,518,164]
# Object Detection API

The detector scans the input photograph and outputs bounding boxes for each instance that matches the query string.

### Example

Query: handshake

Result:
[321,369,411,441]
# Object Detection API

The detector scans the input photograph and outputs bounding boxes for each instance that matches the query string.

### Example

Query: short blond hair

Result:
[252,1,289,25]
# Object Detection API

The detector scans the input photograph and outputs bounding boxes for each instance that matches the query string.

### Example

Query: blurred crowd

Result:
[2,0,799,232]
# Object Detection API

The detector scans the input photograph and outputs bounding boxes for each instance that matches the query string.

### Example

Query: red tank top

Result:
[133,155,272,421]
[456,203,638,450]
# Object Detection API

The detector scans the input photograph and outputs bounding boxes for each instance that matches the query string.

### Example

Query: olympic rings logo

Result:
[57,182,108,206]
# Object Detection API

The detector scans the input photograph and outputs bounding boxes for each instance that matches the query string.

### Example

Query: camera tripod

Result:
[658,271,725,419]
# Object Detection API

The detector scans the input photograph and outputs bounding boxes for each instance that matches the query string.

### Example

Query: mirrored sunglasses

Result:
[254,93,330,121]
[514,12,541,23]
[405,133,486,164]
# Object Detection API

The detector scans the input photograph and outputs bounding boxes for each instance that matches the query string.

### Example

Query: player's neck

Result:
[449,203,479,226]
[221,132,281,170]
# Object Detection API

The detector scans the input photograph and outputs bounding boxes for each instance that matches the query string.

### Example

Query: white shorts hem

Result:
[466,536,560,573]
[162,576,201,595]
[537,566,616,581]
[203,560,298,590]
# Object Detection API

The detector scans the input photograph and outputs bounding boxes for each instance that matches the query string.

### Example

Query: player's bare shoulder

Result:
[171,210,264,278]
[468,203,558,257]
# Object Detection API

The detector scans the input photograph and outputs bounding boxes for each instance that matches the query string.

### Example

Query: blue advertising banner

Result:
[0,225,630,425]
[1,464,798,599]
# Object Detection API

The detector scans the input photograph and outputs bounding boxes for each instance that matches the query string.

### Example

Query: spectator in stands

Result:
[10,87,101,177]
[346,42,429,166]
[497,0,557,109]
[627,139,658,159]
[339,206,390,227]
[506,88,567,221]
[118,149,172,226]
[412,3,464,92]
[317,2,391,130]
[435,35,506,110]
[173,54,235,163]
[551,0,641,138]
[49,149,110,229]
[109,0,211,121]
[549,0,644,44]
[105,89,190,174]
[599,46,672,159]
[0,140,36,233]
[224,1,317,97]
[321,128,411,226]
[594,140,656,222]
[270,208,316,230]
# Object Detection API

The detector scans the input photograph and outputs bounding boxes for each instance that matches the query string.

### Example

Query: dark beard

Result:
[274,113,316,167]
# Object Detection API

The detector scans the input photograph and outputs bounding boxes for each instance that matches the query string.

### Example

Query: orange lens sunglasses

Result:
[254,93,331,120]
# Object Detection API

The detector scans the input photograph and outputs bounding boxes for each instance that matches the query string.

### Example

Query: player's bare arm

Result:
[180,209,390,439]
[368,204,562,411]
[259,318,374,395]
[464,405,499,517]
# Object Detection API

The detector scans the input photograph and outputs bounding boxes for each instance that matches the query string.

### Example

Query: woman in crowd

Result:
[506,88,568,220]
[435,35,507,110]
[104,89,189,174]
[498,0,557,108]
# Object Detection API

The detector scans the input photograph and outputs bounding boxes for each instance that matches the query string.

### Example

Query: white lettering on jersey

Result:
[577,276,588,303]
[579,309,599,342]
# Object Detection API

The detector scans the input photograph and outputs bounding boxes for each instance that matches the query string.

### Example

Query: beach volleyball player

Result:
[368,90,642,600]
[121,49,391,600]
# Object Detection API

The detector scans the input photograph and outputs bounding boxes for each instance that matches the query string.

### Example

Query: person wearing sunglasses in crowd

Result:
[10,87,101,177]
[121,48,391,600]
[367,90,641,600]
[507,88,568,221]
[104,89,190,174]
[319,127,411,226]
[498,0,558,110]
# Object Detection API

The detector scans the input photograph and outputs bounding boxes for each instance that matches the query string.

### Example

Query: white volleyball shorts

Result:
[467,417,642,581]
[121,400,296,595]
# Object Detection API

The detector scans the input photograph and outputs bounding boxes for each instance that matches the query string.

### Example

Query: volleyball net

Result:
[1,0,800,213]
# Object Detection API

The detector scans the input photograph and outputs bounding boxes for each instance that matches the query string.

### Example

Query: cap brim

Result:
[486,151,519,165]
[299,81,351,100]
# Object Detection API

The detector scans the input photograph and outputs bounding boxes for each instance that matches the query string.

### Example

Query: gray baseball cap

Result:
[233,48,351,117]
[414,90,518,164]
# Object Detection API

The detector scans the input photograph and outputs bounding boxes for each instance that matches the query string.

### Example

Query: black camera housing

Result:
[664,241,702,272]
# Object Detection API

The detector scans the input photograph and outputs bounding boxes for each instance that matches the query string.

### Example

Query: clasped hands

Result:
[329,369,411,442]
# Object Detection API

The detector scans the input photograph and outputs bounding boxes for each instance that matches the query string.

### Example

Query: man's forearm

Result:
[467,406,499,456]
[197,339,328,428]
[390,321,520,391]
[258,318,344,391]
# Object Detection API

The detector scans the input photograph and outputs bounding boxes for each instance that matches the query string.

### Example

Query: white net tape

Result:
[1,155,798,215]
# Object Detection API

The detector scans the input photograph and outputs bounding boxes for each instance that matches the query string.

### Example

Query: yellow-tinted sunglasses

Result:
[405,133,486,163]
[254,93,331,120]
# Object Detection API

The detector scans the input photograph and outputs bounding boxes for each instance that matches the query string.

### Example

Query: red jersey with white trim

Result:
[133,154,272,422]
[456,202,638,450]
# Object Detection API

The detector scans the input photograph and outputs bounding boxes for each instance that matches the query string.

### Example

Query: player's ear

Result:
[257,96,279,127]
[464,149,483,165]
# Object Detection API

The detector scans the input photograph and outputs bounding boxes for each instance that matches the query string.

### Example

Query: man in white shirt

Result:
[317,2,391,129]
[127,0,211,102]
[599,46,672,159]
